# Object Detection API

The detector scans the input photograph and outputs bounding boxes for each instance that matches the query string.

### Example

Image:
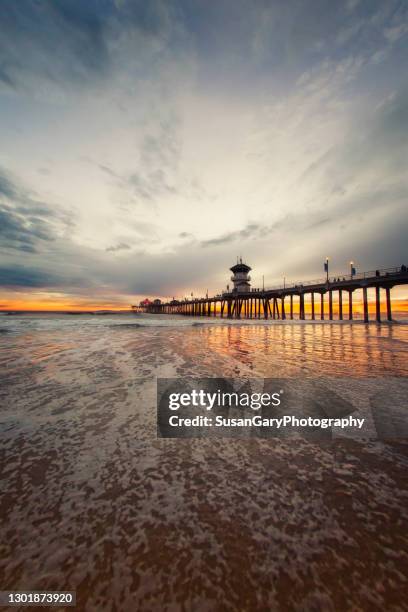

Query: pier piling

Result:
[363,287,369,323]
[299,293,305,320]
[143,266,407,324]
[329,290,333,321]
[375,286,381,322]
[386,287,392,321]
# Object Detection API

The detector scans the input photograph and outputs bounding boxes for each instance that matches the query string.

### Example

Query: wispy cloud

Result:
[0,167,74,254]
[0,0,185,95]
[105,242,131,253]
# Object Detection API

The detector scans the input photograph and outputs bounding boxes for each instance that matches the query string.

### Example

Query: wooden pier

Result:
[140,266,408,323]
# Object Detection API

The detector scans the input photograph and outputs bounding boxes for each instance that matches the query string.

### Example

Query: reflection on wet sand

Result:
[0,318,407,610]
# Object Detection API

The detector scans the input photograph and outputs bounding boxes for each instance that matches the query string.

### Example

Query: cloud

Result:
[97,114,182,208]
[384,23,408,43]
[0,168,25,201]
[200,223,262,247]
[0,206,50,253]
[0,265,70,289]
[122,119,182,205]
[0,0,186,95]
[0,1,109,92]
[0,167,74,254]
[106,242,131,252]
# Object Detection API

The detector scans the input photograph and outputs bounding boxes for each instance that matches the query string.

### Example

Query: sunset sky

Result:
[0,0,407,310]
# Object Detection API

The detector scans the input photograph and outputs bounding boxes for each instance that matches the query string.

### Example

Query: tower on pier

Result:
[230,257,251,293]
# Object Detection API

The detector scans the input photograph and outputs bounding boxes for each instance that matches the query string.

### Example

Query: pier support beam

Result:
[281,296,286,320]
[375,286,381,322]
[311,292,315,320]
[290,295,293,320]
[329,290,333,320]
[386,287,392,321]
[338,290,343,321]
[320,293,324,320]
[348,291,353,320]
[299,293,305,320]
[363,287,369,323]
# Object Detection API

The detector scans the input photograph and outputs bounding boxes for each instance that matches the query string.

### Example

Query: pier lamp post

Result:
[324,257,329,282]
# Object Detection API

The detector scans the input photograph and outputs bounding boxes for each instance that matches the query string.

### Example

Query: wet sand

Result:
[0,316,407,610]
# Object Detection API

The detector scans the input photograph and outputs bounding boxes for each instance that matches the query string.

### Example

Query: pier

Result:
[138,264,408,323]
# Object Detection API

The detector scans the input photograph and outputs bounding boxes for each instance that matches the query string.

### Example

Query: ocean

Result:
[0,313,407,610]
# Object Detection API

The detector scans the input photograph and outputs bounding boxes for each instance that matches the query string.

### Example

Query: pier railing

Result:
[243,266,406,294]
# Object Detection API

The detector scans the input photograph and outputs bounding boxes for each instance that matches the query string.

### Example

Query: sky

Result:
[0,0,407,310]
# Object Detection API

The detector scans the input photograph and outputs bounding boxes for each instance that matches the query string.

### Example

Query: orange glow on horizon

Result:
[1,294,408,314]
[0,295,132,312]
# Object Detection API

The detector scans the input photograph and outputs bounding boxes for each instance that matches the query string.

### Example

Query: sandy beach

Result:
[0,314,407,610]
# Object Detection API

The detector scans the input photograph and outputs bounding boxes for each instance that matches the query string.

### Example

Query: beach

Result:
[0,314,407,610]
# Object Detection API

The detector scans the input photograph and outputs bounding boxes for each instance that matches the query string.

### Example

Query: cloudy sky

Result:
[0,0,407,309]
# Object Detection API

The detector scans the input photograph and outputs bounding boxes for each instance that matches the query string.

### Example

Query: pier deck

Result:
[143,266,408,322]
